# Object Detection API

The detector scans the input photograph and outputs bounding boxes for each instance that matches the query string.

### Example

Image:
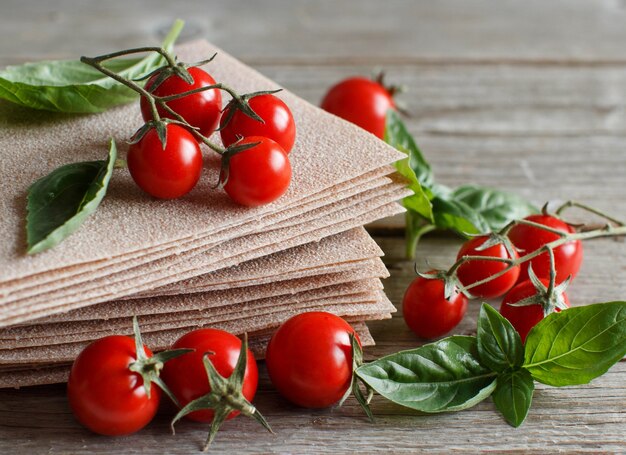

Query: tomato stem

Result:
[80,48,250,156]
[431,220,626,297]
[545,247,557,297]
[81,45,280,160]
[500,218,568,238]
[81,55,163,123]
[555,201,625,226]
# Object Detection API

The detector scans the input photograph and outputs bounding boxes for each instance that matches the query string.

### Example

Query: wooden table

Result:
[1,1,625,452]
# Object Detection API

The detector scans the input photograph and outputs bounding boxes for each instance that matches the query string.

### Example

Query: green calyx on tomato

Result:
[170,333,273,452]
[127,316,193,405]
[219,88,284,130]
[220,92,297,154]
[505,262,570,317]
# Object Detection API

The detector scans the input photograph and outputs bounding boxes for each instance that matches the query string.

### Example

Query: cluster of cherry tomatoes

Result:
[402,214,583,341]
[67,311,358,444]
[318,75,583,343]
[128,64,296,206]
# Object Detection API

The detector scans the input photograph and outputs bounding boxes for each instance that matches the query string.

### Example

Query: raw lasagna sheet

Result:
[0,39,403,285]
[1,166,392,301]
[2,176,397,305]
[0,295,394,365]
[0,183,404,311]
[23,258,388,326]
[1,288,381,348]
[0,191,407,327]
[0,322,375,388]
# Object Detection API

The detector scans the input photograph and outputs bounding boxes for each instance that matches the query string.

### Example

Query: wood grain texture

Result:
[0,0,625,453]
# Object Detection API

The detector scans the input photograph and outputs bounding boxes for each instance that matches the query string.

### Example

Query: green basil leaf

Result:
[524,301,626,386]
[356,335,497,413]
[451,185,538,232]
[0,20,183,113]
[385,109,434,189]
[477,304,524,372]
[394,158,433,222]
[431,194,490,236]
[26,139,117,254]
[492,368,534,427]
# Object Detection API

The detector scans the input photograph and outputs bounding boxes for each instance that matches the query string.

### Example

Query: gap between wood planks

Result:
[241,56,626,68]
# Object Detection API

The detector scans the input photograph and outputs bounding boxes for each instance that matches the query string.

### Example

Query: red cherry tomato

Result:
[140,66,222,137]
[127,124,203,199]
[265,312,359,408]
[499,279,571,342]
[456,236,520,299]
[508,214,583,284]
[223,136,291,207]
[67,335,160,436]
[402,273,468,339]
[161,329,258,422]
[320,77,395,138]
[220,94,296,154]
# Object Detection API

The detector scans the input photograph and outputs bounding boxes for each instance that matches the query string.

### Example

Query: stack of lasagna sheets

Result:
[0,40,408,387]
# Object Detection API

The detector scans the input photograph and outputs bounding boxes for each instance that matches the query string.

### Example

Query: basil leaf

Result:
[394,158,433,222]
[431,194,490,236]
[477,304,524,372]
[356,335,497,413]
[452,185,538,232]
[492,369,534,427]
[0,20,183,113]
[26,139,117,254]
[524,301,626,386]
[385,110,434,189]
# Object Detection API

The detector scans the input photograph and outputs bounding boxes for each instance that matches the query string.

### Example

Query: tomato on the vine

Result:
[402,273,468,339]
[220,94,296,153]
[223,136,291,207]
[265,312,359,408]
[161,328,258,423]
[499,279,571,342]
[67,335,160,436]
[321,77,395,138]
[456,235,520,299]
[127,123,203,199]
[140,66,222,137]
[508,214,583,284]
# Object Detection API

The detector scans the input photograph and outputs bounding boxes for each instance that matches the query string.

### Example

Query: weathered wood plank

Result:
[3,0,626,63]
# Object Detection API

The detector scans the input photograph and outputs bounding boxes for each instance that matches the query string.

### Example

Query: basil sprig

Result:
[356,336,497,413]
[386,110,538,257]
[0,20,183,113]
[355,301,626,428]
[26,139,117,254]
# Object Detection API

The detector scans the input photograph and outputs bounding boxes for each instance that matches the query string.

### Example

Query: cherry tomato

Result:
[508,214,583,284]
[140,66,222,137]
[161,329,258,422]
[220,94,296,153]
[67,335,160,436]
[320,77,395,138]
[223,136,291,206]
[265,312,359,408]
[402,273,468,339]
[499,279,571,342]
[456,236,520,299]
[127,123,203,199]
